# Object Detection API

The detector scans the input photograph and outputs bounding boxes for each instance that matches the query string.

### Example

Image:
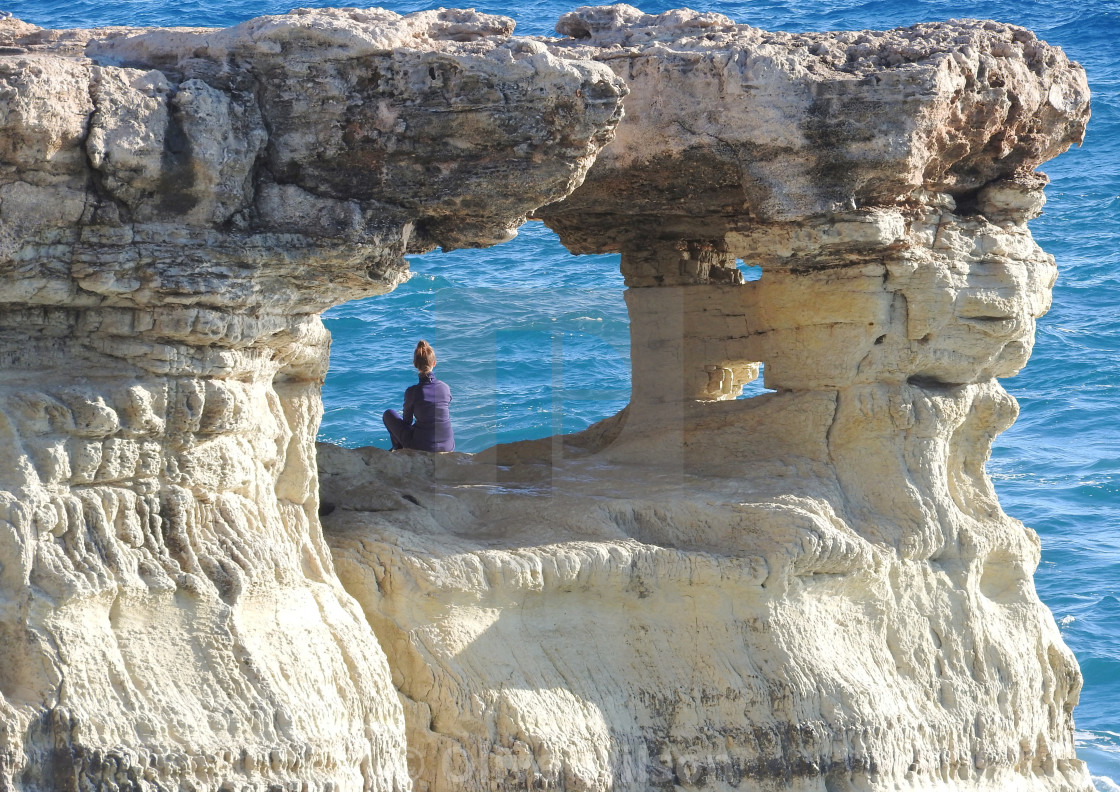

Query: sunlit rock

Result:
[324,7,1093,792]
[0,3,1094,792]
[0,9,625,790]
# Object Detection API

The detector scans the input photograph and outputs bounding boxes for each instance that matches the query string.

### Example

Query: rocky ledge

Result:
[0,5,1091,792]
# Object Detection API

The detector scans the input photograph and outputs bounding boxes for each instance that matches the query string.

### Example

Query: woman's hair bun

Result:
[414,340,436,372]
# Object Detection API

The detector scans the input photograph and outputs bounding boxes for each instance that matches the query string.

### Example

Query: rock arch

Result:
[0,5,1094,792]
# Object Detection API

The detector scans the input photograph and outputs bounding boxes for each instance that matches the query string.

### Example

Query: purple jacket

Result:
[403,373,454,452]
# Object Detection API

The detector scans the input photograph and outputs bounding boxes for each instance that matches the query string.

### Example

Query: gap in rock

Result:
[736,259,763,282]
[737,362,776,399]
[319,221,631,453]
[731,258,769,400]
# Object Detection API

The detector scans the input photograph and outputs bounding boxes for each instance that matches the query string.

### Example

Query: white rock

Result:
[0,8,625,791]
[0,5,1094,792]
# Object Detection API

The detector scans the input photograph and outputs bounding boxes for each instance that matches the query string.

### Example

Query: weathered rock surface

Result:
[538,6,1088,404]
[0,8,624,790]
[322,383,1080,791]
[0,3,1093,792]
[541,6,1087,238]
[319,7,1093,792]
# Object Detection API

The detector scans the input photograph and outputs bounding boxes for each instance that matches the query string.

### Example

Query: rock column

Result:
[0,9,625,790]
[621,240,759,405]
[0,303,409,791]
[322,16,1093,778]
[528,6,1093,789]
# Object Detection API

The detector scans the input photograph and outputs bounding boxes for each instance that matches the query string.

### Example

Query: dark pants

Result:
[383,409,411,450]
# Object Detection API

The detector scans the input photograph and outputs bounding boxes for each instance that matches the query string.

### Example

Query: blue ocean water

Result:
[10,0,1118,785]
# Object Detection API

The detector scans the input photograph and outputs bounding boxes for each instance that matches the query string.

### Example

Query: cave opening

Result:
[318,221,631,453]
[736,260,763,282]
[734,259,774,400]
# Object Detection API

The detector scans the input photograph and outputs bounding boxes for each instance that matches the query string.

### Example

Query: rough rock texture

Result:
[538,5,1088,404]
[319,7,1094,792]
[0,9,624,790]
[0,4,1093,792]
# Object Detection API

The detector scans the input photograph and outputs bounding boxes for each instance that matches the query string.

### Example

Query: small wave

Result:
[1077,730,1120,749]
[1059,614,1077,627]
[1093,776,1120,792]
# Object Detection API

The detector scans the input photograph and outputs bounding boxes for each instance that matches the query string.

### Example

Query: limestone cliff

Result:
[0,9,624,790]
[322,7,1094,792]
[0,4,1093,792]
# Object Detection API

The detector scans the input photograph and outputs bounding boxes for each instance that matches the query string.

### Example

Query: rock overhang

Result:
[538,6,1089,246]
[0,8,628,316]
[519,6,1089,400]
[0,5,1097,792]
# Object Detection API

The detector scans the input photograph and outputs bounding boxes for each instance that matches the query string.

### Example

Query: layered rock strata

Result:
[0,9,624,790]
[321,7,1094,792]
[0,4,1093,792]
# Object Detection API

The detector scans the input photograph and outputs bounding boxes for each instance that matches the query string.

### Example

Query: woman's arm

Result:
[402,386,416,426]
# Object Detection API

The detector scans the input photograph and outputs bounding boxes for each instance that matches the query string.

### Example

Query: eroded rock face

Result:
[0,9,625,790]
[318,7,1094,792]
[538,6,1087,404]
[323,382,1082,791]
[541,7,1087,235]
[0,4,1094,792]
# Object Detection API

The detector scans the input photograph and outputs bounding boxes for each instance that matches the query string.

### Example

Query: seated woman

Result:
[382,340,455,452]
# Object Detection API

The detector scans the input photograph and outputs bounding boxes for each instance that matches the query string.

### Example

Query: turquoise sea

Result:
[11,0,1119,786]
